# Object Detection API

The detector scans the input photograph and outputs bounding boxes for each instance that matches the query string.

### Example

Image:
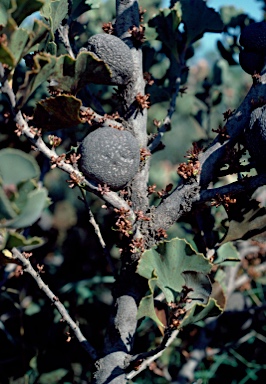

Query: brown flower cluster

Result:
[139,6,146,22]
[97,184,111,195]
[114,207,132,237]
[223,108,235,121]
[135,92,150,110]
[168,286,193,329]
[143,72,154,86]
[66,172,85,189]
[250,96,266,110]
[212,125,230,143]
[211,193,236,211]
[223,145,246,174]
[157,228,168,239]
[185,142,202,161]
[147,184,157,195]
[157,184,173,198]
[129,24,145,44]
[135,210,150,222]
[140,147,151,161]
[130,237,145,253]
[102,22,114,34]
[50,154,66,169]
[48,135,62,148]
[80,108,95,125]
[177,161,200,180]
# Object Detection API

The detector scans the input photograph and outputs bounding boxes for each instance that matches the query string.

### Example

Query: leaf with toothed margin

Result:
[50,51,112,93]
[12,0,45,26]
[40,0,68,39]
[214,242,240,265]
[33,95,83,131]
[1,231,44,251]
[16,50,111,108]
[0,19,49,68]
[219,199,266,245]
[136,238,215,327]
[180,0,224,46]
[181,298,223,328]
[16,53,57,109]
[148,4,182,62]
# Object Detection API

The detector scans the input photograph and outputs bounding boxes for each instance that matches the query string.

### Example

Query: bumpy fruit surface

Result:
[239,21,266,52]
[79,127,140,189]
[239,21,266,75]
[239,50,264,75]
[245,105,266,173]
[87,34,134,85]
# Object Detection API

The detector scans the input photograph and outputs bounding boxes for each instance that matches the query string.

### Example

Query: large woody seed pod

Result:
[79,127,140,189]
[87,34,134,85]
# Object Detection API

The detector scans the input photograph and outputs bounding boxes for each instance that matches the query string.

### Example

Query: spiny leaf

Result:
[211,281,227,311]
[0,148,40,185]
[180,0,224,46]
[33,95,83,131]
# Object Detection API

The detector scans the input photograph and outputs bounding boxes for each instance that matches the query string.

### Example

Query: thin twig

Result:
[196,173,266,204]
[126,329,179,380]
[11,248,98,360]
[149,76,181,153]
[57,24,75,59]
[79,188,118,278]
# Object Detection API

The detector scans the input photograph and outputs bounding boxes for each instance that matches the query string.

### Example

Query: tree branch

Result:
[197,173,266,204]
[199,72,266,188]
[152,74,266,232]
[126,329,179,380]
[149,75,182,153]
[0,65,135,220]
[11,248,98,361]
[79,188,118,278]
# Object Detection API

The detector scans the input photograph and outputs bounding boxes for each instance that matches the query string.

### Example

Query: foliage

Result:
[1,0,266,383]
